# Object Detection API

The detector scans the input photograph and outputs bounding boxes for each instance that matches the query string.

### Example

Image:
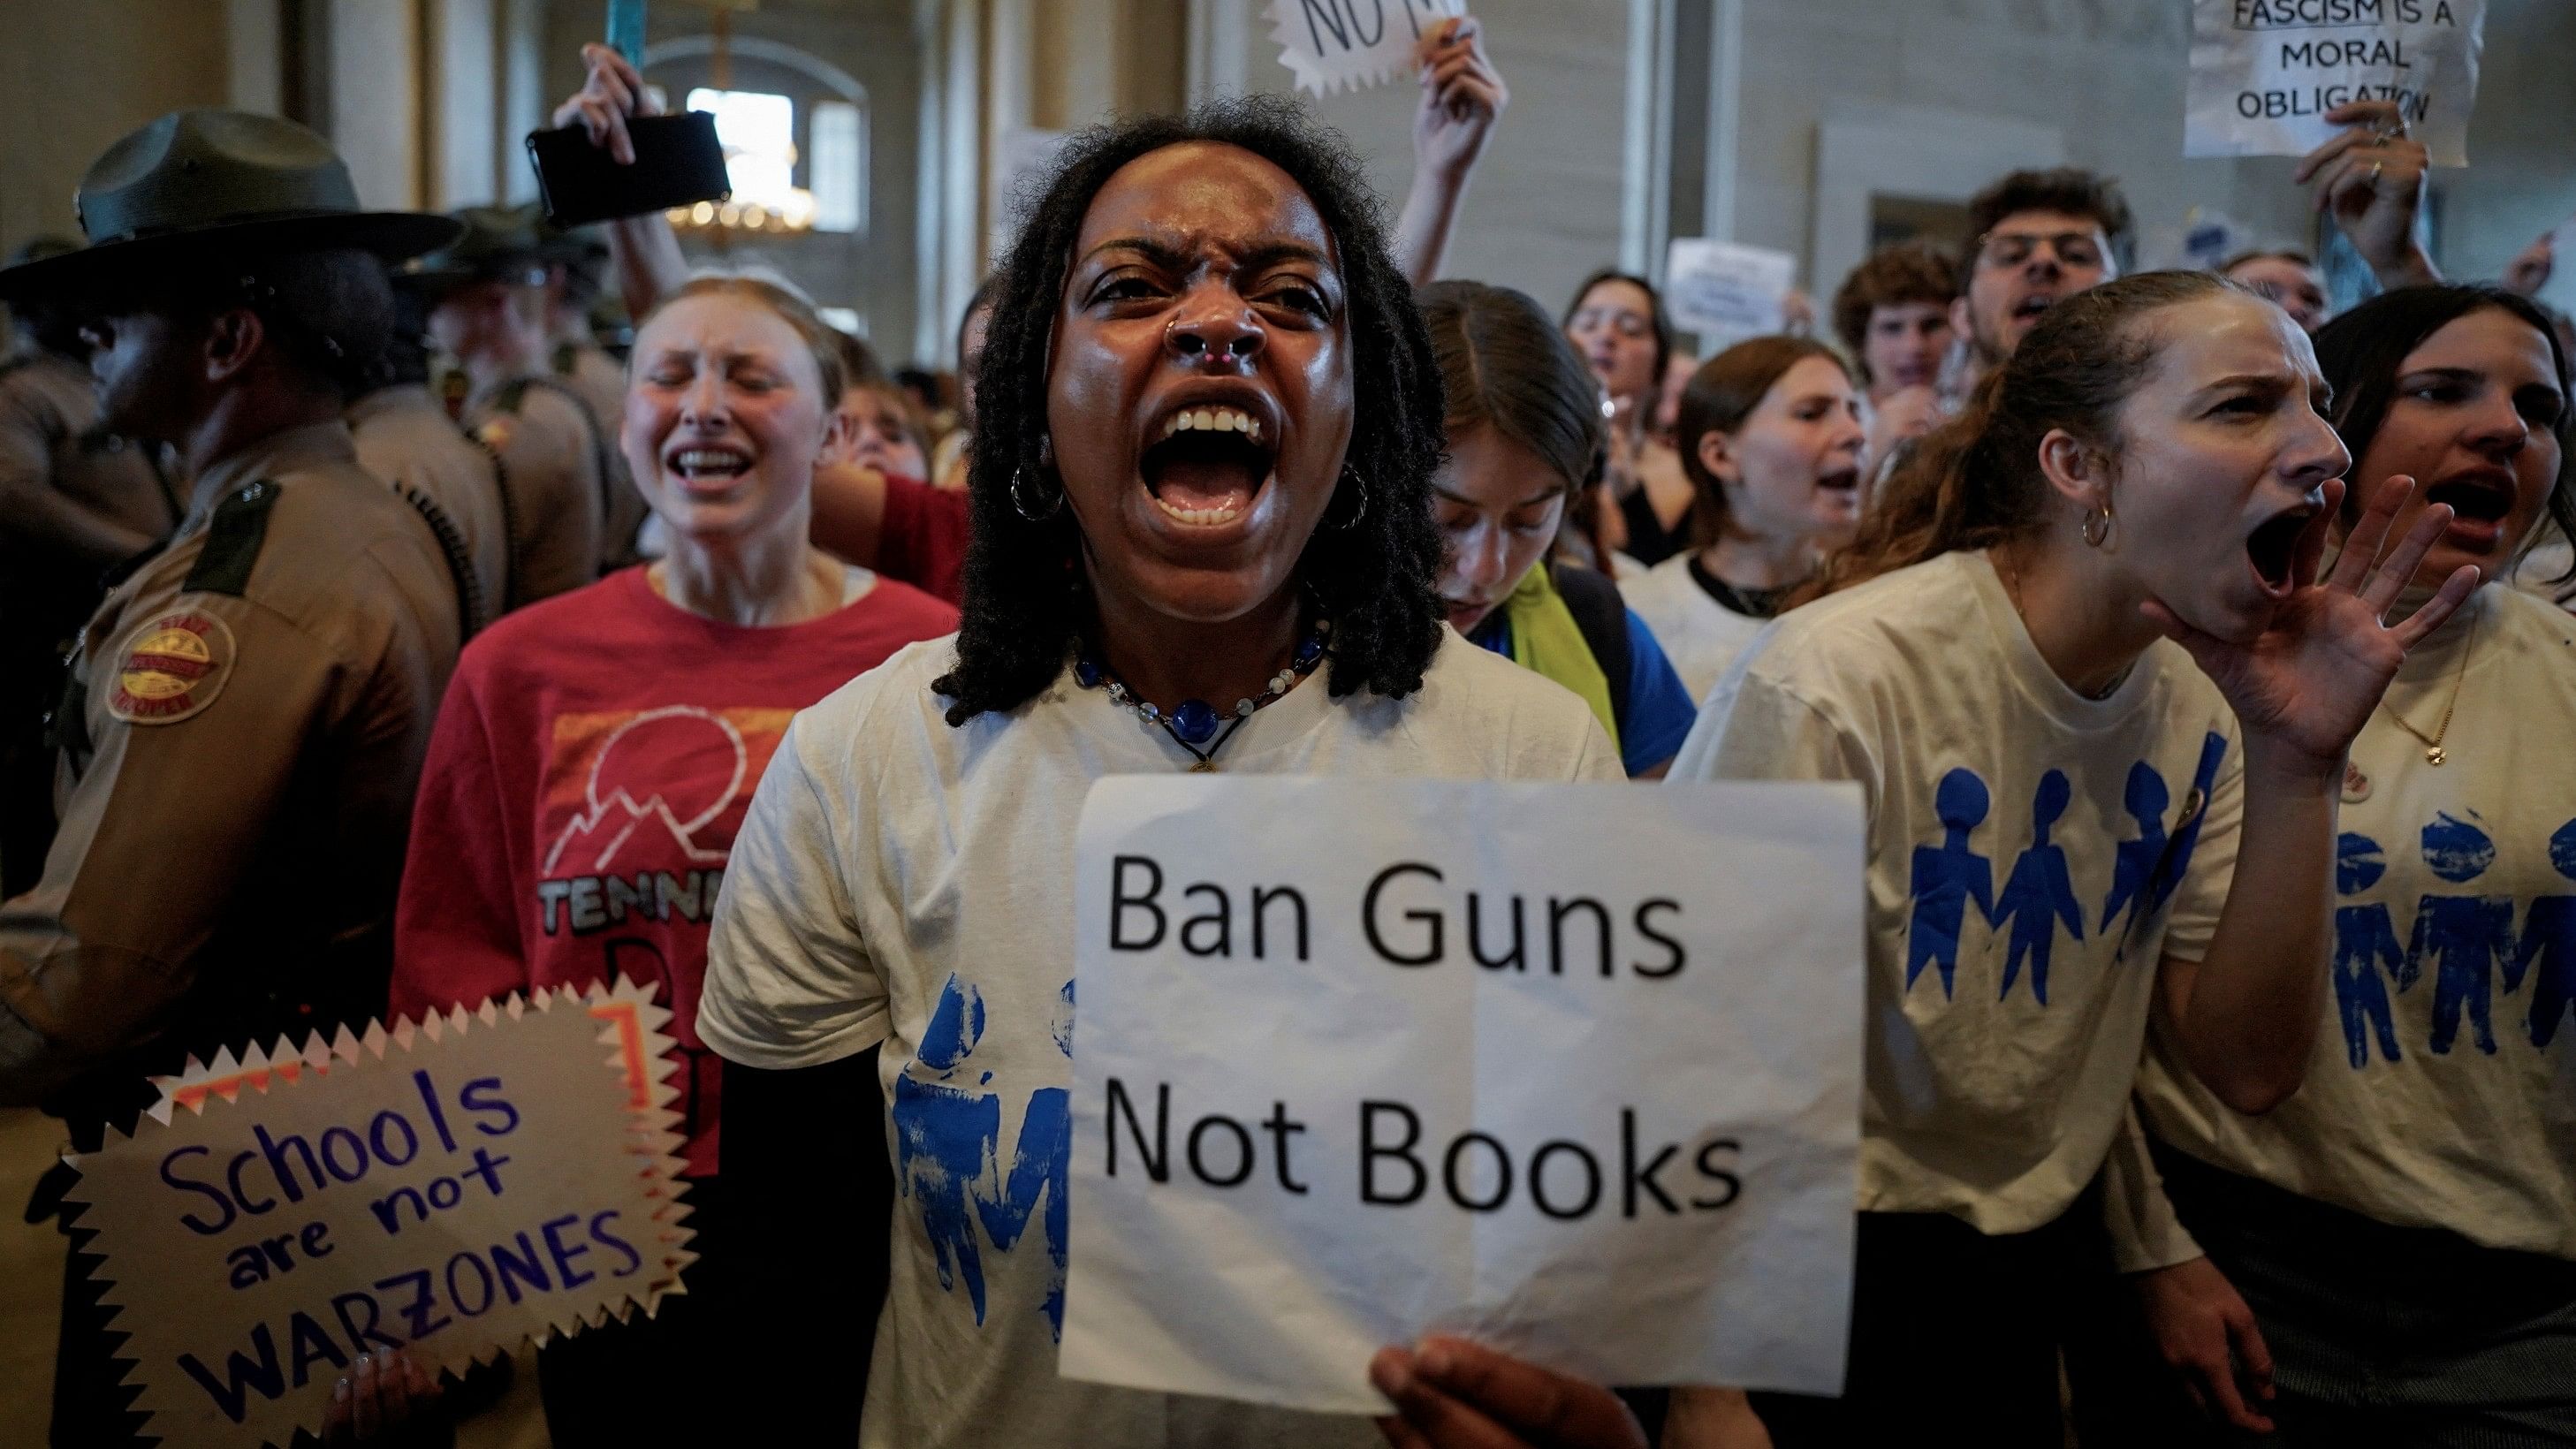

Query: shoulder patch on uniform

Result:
[182,477,280,596]
[106,611,236,724]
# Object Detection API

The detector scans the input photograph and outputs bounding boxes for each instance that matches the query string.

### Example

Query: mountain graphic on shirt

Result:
[539,705,794,876]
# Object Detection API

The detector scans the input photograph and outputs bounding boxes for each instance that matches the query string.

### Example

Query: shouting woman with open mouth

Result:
[695,98,1650,1449]
[1662,270,2477,1447]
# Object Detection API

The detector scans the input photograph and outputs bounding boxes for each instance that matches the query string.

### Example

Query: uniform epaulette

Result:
[182,477,280,596]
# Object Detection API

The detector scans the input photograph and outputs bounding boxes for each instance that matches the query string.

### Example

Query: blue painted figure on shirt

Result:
[2100,761,2169,952]
[2409,814,2519,1057]
[889,974,1076,1336]
[1995,770,2086,1005]
[1907,768,1995,998]
[2330,832,2406,1068]
[2513,818,2576,1050]
[2147,732,2230,917]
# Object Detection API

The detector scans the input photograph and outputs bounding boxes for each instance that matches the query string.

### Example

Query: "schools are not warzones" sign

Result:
[66,980,693,1449]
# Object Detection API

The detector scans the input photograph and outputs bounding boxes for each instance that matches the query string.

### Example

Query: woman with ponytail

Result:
[1664,270,2476,1445]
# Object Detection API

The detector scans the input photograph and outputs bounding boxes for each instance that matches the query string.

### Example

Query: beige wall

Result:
[0,0,232,256]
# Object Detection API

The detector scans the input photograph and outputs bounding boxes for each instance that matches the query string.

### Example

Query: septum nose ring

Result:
[1170,327,1258,360]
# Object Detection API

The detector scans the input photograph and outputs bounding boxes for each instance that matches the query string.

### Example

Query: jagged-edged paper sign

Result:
[66,980,694,1449]
[1268,0,1463,95]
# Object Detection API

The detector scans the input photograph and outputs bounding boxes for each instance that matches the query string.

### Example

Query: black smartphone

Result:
[526,111,729,229]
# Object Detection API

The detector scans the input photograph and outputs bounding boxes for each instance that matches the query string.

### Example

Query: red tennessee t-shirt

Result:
[391,565,958,1176]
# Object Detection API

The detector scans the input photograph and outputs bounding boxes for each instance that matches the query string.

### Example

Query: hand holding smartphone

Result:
[527,24,728,229]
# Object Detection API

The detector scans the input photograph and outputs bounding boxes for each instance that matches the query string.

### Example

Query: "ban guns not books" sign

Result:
[1060,777,1866,1412]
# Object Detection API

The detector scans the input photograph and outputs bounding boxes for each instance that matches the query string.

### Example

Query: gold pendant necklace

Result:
[2377,605,2478,766]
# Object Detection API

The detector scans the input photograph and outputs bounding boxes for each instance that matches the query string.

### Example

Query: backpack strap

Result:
[1549,562,1634,740]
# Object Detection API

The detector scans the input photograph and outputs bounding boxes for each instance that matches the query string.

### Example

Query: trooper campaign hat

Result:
[0,109,460,302]
[397,204,555,296]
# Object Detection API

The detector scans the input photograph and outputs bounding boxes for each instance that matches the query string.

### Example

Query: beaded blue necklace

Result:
[1073,620,1330,771]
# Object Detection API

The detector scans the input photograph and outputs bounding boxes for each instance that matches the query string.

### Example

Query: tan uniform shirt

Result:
[0,421,460,1108]
[467,375,603,605]
[350,383,512,621]
[0,350,177,648]
[557,340,645,568]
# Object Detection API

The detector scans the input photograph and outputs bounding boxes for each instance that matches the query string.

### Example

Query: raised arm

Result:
[551,42,692,321]
[1390,16,1508,290]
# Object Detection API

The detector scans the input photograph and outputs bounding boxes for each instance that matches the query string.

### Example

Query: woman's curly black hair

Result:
[931,94,1448,725]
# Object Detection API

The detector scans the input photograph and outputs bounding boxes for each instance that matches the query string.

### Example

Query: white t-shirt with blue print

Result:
[2126,584,2576,1264]
[1669,550,2245,1235]
[697,631,1617,1449]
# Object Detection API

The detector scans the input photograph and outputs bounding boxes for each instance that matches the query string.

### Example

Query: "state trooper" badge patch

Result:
[107,611,235,724]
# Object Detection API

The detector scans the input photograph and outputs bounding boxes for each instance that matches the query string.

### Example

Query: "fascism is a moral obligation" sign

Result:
[67,980,693,1449]
[1059,777,1866,1412]
[2186,0,2486,165]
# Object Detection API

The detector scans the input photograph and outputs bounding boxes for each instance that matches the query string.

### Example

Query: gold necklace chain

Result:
[1994,544,2132,702]
[2377,604,2479,766]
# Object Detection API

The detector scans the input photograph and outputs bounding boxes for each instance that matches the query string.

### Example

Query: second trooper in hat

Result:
[0,107,467,1443]
[349,279,514,624]
[534,209,651,570]
[407,204,612,603]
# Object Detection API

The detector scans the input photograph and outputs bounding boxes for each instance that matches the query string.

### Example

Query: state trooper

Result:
[533,209,649,568]
[0,237,179,892]
[349,282,514,622]
[0,109,466,1445]
[406,205,612,603]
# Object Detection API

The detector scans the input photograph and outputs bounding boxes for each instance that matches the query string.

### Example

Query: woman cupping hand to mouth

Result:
[695,99,1630,1449]
[1666,271,2474,1445]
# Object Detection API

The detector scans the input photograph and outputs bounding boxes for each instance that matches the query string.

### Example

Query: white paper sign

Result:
[1663,239,1798,349]
[2185,0,2485,166]
[1267,0,1464,96]
[1060,778,1865,1413]
[67,982,693,1449]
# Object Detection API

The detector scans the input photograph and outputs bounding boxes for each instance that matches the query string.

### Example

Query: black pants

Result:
[2068,1143,2576,1449]
[536,1176,733,1448]
[1748,1195,2102,1447]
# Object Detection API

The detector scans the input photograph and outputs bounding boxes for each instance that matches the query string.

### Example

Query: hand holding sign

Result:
[318,1346,444,1449]
[1412,17,1507,183]
[1372,1336,1651,1449]
[2293,100,2437,289]
[1272,0,1467,96]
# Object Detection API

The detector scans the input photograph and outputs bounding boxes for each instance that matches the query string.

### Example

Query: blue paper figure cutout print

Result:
[2147,732,2230,917]
[2100,761,2170,950]
[2408,814,2518,1057]
[890,974,1076,1337]
[2330,832,2407,1068]
[2513,818,2576,1050]
[1995,770,2086,1005]
[1907,768,1996,998]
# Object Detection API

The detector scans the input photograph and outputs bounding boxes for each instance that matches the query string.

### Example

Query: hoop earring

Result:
[2079,498,2113,548]
[1331,468,1369,531]
[1011,467,1064,521]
